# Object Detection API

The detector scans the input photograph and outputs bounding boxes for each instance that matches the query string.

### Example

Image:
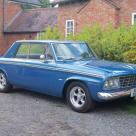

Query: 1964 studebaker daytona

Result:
[0,40,136,112]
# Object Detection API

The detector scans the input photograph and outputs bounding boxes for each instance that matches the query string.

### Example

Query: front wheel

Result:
[0,72,12,93]
[66,82,95,113]
[125,96,135,102]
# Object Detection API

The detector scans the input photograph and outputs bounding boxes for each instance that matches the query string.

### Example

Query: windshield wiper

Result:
[75,57,93,61]
[60,57,95,61]
[64,57,77,61]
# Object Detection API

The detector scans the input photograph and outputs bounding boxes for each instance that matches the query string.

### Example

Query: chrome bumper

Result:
[97,90,133,101]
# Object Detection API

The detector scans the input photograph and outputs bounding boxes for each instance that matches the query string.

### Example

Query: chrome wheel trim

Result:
[0,73,6,90]
[70,86,86,108]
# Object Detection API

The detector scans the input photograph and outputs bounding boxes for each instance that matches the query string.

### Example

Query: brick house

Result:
[56,0,136,36]
[1,0,136,55]
[0,0,57,54]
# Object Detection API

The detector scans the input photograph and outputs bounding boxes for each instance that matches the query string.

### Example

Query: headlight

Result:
[104,77,120,90]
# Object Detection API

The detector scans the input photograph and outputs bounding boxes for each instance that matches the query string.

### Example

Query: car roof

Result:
[16,40,86,44]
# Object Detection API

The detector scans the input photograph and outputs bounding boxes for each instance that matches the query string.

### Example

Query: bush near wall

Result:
[36,25,136,64]
[37,27,63,40]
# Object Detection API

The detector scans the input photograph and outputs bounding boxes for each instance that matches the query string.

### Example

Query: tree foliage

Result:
[21,4,34,10]
[21,0,50,10]
[39,0,50,7]
[36,27,63,40]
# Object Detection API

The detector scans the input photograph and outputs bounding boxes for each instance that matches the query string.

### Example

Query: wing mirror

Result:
[40,54,46,60]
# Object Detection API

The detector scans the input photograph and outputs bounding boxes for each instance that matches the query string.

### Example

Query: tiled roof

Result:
[4,8,58,33]
[104,0,120,9]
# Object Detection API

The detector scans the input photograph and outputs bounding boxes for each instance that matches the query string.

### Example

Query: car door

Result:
[4,42,30,87]
[19,42,59,95]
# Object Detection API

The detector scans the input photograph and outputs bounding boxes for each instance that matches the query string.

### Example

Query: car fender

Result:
[62,75,102,98]
[0,66,9,81]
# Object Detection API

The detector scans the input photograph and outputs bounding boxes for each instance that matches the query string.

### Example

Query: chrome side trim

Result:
[0,61,103,78]
[97,90,132,100]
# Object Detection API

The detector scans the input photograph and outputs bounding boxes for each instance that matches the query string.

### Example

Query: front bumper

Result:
[97,90,134,101]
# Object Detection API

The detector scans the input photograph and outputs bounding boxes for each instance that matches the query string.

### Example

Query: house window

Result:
[65,20,75,37]
[132,13,136,25]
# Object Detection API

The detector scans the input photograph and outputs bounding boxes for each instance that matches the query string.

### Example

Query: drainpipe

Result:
[2,0,8,56]
[2,0,5,32]
[3,0,8,31]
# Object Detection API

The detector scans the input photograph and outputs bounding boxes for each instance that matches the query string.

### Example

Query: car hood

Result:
[57,59,136,79]
[64,59,136,77]
[80,60,136,75]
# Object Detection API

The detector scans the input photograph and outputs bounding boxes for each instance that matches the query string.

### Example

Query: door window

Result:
[16,43,29,59]
[15,42,53,60]
[29,44,45,60]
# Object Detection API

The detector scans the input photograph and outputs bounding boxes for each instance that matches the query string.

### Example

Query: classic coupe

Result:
[0,40,136,112]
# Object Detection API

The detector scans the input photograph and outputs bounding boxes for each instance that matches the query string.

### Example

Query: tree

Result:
[39,0,50,8]
[21,0,50,10]
[21,4,35,10]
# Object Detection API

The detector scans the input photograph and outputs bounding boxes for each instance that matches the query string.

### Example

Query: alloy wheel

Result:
[70,86,86,108]
[0,73,6,90]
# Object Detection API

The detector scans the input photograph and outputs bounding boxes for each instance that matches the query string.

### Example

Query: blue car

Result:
[0,40,136,112]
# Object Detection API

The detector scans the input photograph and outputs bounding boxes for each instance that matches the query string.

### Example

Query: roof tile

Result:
[4,8,58,33]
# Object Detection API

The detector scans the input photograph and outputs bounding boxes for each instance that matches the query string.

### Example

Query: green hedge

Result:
[36,25,136,64]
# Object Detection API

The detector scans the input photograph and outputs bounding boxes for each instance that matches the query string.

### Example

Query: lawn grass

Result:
[120,98,136,114]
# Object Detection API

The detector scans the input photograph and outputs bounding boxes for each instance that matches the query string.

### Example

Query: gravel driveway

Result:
[0,88,136,136]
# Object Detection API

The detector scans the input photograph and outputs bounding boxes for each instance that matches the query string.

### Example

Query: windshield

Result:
[52,43,96,61]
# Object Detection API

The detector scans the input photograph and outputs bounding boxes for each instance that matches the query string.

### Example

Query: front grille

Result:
[120,75,136,88]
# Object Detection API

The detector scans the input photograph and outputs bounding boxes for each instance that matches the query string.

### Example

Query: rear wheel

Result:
[0,72,12,93]
[66,82,95,113]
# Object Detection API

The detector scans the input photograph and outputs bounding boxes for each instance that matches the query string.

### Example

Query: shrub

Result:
[36,27,63,40]
[36,25,136,64]
[123,44,136,63]
[67,25,104,58]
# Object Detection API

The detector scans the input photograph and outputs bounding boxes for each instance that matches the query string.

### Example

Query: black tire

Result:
[0,71,12,93]
[66,81,95,113]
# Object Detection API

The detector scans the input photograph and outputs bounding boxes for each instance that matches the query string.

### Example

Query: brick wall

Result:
[5,33,36,51]
[58,0,120,35]
[0,0,6,55]
[0,0,25,55]
[114,0,136,26]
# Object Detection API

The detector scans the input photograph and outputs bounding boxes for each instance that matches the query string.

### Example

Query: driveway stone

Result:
[0,89,135,136]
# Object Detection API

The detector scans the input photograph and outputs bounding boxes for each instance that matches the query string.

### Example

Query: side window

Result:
[16,43,29,58]
[15,43,53,60]
[29,43,53,60]
[30,44,45,55]
[44,45,54,60]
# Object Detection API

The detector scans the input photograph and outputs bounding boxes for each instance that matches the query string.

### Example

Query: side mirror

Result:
[40,54,45,60]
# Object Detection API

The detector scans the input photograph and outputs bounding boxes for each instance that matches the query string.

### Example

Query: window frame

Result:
[65,19,75,37]
[132,12,136,25]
